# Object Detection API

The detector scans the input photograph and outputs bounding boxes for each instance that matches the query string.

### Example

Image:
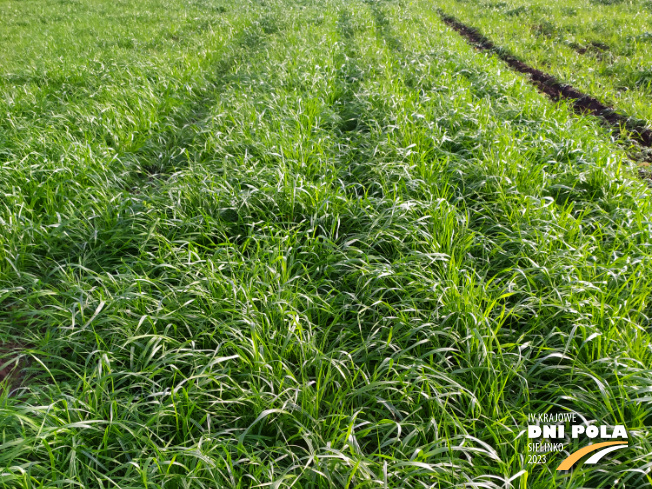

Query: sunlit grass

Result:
[1,0,651,487]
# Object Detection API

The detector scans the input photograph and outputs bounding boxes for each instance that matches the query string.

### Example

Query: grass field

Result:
[1,0,652,487]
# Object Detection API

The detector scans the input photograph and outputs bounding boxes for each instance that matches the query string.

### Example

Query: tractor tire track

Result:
[437,11,652,153]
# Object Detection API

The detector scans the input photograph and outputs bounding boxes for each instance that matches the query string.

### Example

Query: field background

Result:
[1,0,651,487]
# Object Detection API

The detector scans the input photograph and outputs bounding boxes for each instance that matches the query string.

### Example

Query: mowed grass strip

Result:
[1,0,651,487]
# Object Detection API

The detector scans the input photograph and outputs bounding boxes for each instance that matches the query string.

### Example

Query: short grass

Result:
[1,0,652,487]
[441,0,652,127]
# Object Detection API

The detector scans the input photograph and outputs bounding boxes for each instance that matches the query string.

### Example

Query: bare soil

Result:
[572,41,610,61]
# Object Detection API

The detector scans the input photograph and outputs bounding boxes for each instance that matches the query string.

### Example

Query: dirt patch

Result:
[438,12,652,148]
[575,45,589,55]
[590,41,610,51]
[572,41,610,60]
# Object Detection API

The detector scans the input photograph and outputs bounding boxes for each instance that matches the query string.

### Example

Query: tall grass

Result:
[1,0,651,487]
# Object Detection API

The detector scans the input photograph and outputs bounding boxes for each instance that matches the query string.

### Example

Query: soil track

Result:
[438,12,652,149]
[571,41,610,61]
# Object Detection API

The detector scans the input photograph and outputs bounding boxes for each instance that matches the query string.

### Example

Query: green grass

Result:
[1,0,652,487]
[441,0,652,127]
